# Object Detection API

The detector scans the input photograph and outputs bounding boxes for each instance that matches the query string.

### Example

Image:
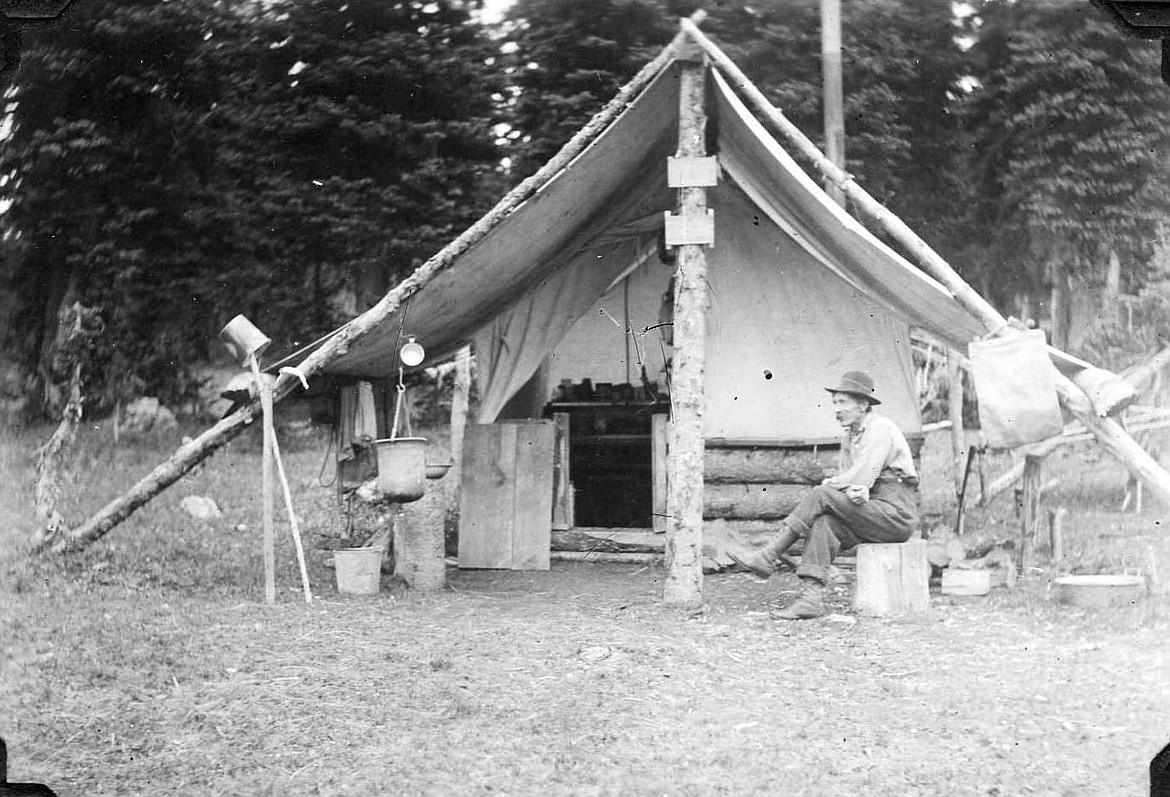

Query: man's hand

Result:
[843,484,869,505]
[821,476,848,489]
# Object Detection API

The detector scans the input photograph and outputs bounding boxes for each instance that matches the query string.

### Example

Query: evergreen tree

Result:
[0,0,245,408]
[960,0,1170,344]
[0,0,505,413]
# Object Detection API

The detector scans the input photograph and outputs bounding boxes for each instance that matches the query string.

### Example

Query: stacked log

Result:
[701,445,833,523]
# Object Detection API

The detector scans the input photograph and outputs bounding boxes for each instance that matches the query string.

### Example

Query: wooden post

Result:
[1020,454,1044,572]
[251,358,277,605]
[947,349,966,498]
[651,413,669,533]
[552,412,572,530]
[663,53,710,609]
[448,345,471,512]
[395,500,447,591]
[820,0,846,208]
[1048,506,1066,563]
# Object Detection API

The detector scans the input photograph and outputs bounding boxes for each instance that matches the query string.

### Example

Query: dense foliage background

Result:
[1,0,1168,417]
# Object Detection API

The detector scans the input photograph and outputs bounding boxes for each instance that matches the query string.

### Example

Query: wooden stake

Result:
[1048,506,1065,562]
[251,357,276,605]
[449,345,471,503]
[1020,454,1044,572]
[266,422,313,604]
[947,349,966,498]
[663,53,709,610]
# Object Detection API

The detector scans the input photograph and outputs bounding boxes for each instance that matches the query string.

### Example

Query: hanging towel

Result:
[338,385,357,462]
[969,330,1064,448]
[355,381,378,441]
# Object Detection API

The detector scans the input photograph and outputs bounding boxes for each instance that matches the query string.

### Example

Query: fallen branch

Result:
[33,360,83,545]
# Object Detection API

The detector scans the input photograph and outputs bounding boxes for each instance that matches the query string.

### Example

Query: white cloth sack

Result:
[969,330,1063,448]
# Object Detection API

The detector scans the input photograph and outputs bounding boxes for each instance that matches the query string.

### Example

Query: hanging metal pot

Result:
[373,436,428,502]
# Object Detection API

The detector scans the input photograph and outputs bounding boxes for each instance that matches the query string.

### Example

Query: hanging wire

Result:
[391,367,408,439]
[317,421,339,488]
[390,297,412,375]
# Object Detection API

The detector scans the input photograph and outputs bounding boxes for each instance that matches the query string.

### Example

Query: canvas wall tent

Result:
[289,54,989,535]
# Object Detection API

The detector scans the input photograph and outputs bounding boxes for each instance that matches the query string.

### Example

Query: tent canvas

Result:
[315,62,984,440]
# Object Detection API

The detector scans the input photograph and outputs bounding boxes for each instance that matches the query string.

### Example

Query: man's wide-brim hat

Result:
[824,370,881,405]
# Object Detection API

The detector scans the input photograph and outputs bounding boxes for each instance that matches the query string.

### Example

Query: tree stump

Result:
[393,495,446,592]
[853,541,930,616]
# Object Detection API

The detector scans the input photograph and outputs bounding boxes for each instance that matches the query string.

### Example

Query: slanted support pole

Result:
[663,54,709,609]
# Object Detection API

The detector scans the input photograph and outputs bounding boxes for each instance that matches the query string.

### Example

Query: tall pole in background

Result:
[821,0,846,207]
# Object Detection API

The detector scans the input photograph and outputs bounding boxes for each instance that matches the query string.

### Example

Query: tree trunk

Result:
[663,55,709,610]
[446,345,471,515]
[1049,260,1070,351]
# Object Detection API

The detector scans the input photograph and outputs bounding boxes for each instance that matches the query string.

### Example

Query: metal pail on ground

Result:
[373,437,427,502]
[1053,574,1144,609]
[334,548,383,595]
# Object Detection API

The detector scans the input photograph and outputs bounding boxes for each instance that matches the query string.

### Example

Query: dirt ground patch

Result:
[1,424,1169,795]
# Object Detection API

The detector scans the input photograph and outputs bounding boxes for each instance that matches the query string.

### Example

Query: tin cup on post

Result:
[221,314,272,367]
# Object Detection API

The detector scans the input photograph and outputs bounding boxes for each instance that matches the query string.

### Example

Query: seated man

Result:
[729,370,919,620]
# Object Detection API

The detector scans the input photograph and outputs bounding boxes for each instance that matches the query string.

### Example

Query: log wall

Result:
[701,445,835,521]
[699,438,922,522]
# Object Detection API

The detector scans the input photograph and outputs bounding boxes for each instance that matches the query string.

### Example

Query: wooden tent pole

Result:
[662,53,709,609]
[42,23,703,555]
[447,345,471,515]
[252,357,277,605]
[268,424,314,604]
[679,19,1170,507]
[820,0,846,207]
[946,349,966,499]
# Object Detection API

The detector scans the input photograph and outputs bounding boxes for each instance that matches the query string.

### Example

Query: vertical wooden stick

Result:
[947,349,966,499]
[448,345,471,514]
[1020,454,1044,573]
[651,412,668,534]
[1048,506,1065,563]
[820,0,846,208]
[663,54,709,609]
[251,357,277,605]
[267,425,313,604]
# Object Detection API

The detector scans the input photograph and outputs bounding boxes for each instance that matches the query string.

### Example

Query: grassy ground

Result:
[2,416,1169,796]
